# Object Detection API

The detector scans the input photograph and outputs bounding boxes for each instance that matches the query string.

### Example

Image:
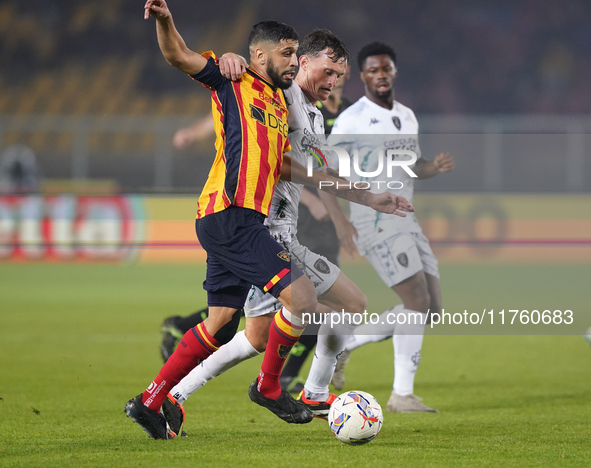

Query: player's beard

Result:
[267,59,294,90]
[374,87,393,103]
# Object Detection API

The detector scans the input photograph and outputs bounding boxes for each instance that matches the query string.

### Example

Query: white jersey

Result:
[328,96,423,253]
[265,81,325,240]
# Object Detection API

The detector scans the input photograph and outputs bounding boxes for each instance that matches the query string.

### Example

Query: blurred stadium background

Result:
[0,0,590,262]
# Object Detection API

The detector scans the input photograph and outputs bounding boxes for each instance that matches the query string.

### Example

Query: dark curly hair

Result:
[248,21,299,48]
[357,41,397,70]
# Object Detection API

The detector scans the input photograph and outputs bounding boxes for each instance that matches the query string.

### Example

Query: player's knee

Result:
[245,324,268,352]
[249,336,268,353]
[212,309,242,345]
[304,295,319,315]
[293,294,317,317]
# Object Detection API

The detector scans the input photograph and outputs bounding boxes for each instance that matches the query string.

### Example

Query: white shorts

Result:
[244,236,341,318]
[364,231,439,288]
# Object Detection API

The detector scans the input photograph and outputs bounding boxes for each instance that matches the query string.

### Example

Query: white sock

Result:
[304,311,356,400]
[170,330,259,404]
[346,304,403,351]
[393,308,427,396]
[282,307,304,327]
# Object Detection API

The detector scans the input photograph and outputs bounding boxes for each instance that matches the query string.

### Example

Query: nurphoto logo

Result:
[307,146,418,190]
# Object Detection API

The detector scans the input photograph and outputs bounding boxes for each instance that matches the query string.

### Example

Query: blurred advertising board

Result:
[1,194,589,263]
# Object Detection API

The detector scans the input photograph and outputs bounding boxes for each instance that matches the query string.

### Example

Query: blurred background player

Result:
[0,145,41,194]
[327,42,455,413]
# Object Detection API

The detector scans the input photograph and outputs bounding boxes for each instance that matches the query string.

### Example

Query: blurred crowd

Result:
[1,0,590,115]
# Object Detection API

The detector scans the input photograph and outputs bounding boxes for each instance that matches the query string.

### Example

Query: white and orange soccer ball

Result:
[328,390,383,445]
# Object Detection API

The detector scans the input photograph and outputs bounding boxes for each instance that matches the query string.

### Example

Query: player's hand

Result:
[219,53,248,81]
[334,219,359,259]
[172,128,193,150]
[144,0,170,20]
[370,193,414,217]
[433,152,454,173]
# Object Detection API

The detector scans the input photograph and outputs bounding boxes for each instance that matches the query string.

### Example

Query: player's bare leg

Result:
[300,272,367,418]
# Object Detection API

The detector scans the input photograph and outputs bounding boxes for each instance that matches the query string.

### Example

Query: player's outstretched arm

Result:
[282,155,414,216]
[413,152,455,179]
[144,0,207,75]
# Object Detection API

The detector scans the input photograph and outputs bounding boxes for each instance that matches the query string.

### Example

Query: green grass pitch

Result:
[0,261,590,467]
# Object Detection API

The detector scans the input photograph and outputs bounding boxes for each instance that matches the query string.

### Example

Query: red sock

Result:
[258,309,305,399]
[141,323,220,411]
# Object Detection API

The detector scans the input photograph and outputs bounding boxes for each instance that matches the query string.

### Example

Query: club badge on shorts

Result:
[397,252,408,267]
[277,250,290,262]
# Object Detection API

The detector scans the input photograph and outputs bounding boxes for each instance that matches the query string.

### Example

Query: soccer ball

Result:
[328,390,383,445]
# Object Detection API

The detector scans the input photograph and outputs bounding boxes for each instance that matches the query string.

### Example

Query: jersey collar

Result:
[246,68,278,91]
[361,95,398,113]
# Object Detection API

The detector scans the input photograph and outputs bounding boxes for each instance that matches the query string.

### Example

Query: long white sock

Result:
[393,308,427,396]
[346,305,403,351]
[304,311,356,400]
[170,330,259,404]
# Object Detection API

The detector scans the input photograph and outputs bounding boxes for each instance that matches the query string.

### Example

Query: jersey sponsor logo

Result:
[397,252,408,267]
[277,250,290,262]
[392,116,401,130]
[369,118,380,125]
[249,104,288,137]
[257,92,283,109]
[302,134,329,169]
[383,137,418,150]
[269,113,289,137]
[250,104,266,125]
[314,258,331,274]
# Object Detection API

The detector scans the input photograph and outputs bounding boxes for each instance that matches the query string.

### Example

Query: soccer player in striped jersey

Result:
[126,1,412,439]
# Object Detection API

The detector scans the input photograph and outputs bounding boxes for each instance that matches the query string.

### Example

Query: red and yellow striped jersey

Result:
[192,52,291,219]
